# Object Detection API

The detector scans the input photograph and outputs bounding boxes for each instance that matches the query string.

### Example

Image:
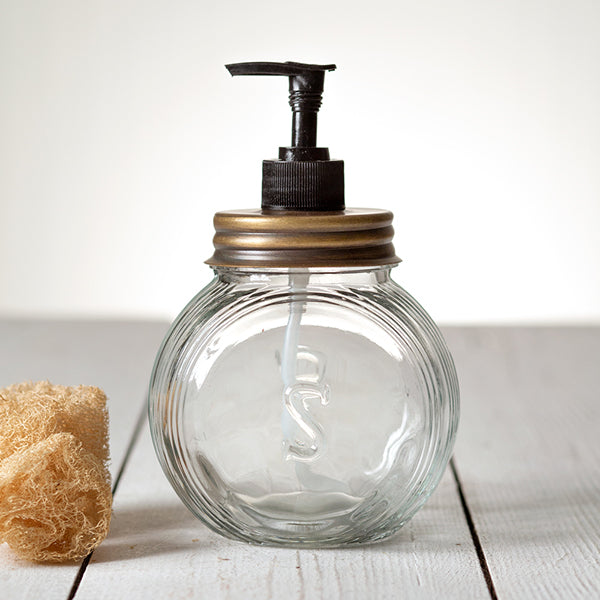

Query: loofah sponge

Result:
[0,382,112,562]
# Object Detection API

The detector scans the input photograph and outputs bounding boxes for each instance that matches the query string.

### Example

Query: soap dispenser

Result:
[148,62,459,547]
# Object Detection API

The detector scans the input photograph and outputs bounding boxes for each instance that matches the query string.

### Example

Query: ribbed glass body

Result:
[148,266,459,547]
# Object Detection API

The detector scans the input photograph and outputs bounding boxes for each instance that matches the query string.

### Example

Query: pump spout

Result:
[226,62,336,149]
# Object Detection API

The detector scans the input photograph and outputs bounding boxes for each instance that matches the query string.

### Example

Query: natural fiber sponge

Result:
[0,383,112,562]
[0,381,109,464]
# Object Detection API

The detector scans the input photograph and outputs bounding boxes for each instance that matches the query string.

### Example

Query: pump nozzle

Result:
[225,61,344,211]
[226,62,336,150]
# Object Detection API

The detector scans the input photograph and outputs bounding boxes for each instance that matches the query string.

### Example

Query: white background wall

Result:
[1,0,598,323]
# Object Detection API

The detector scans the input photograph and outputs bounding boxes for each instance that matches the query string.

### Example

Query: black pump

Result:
[225,61,345,212]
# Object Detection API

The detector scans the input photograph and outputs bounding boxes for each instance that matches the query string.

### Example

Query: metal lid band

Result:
[206,208,401,268]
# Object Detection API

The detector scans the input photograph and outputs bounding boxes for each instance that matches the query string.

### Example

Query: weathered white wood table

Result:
[0,321,598,599]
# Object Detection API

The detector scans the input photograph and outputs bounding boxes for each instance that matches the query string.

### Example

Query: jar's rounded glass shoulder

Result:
[149,267,459,547]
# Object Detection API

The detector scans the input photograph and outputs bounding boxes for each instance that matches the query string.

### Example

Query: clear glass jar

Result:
[148,266,459,547]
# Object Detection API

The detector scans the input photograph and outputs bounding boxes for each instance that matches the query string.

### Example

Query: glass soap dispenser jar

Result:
[148,62,459,547]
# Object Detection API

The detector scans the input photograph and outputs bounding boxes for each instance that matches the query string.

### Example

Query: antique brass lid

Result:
[206,208,401,268]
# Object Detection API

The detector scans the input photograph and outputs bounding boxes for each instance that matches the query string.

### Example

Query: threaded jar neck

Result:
[211,265,394,286]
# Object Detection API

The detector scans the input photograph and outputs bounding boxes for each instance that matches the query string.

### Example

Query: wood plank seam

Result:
[66,400,148,600]
[450,457,499,600]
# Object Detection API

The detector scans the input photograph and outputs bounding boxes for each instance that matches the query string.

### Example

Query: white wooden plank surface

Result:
[0,319,168,600]
[4,323,598,599]
[444,327,600,599]
[76,403,488,597]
